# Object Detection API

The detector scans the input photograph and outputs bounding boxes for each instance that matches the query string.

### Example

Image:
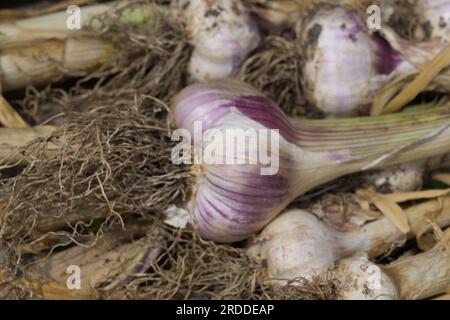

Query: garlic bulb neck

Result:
[173,0,260,82]
[174,79,450,242]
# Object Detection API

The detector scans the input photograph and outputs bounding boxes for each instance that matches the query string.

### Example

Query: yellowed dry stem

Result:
[384,227,450,300]
[1,37,116,91]
[0,1,165,91]
[0,0,97,19]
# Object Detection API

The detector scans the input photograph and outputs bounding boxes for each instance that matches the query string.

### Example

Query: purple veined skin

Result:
[173,78,450,243]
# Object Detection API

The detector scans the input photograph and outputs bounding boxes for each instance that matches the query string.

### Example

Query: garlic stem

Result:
[290,107,450,194]
[361,160,426,193]
[0,2,166,91]
[249,195,450,284]
[26,231,161,295]
[383,227,450,300]
[14,3,113,30]
[297,5,449,117]
[0,3,114,49]
[0,95,28,128]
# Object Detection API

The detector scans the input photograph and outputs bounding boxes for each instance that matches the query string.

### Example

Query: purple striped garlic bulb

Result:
[297,6,444,117]
[173,79,450,242]
[172,0,260,82]
[414,0,450,42]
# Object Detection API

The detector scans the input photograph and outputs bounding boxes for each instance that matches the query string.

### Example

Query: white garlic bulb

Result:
[297,6,416,117]
[172,0,260,82]
[362,160,426,193]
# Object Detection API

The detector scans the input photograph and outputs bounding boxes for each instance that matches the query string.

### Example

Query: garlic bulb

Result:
[427,153,450,170]
[362,160,426,193]
[248,198,450,284]
[297,6,445,117]
[333,234,450,300]
[172,0,260,82]
[331,254,398,300]
[173,79,450,242]
[383,227,450,300]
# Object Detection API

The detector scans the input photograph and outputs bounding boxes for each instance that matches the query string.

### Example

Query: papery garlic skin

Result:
[298,7,415,117]
[415,0,450,42]
[173,81,308,242]
[362,160,426,193]
[248,203,450,285]
[332,254,398,300]
[173,0,260,82]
